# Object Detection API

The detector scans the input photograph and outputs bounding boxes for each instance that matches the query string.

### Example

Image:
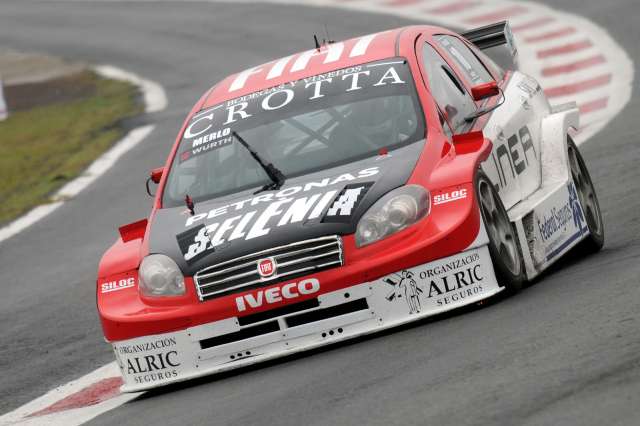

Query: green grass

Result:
[0,71,142,224]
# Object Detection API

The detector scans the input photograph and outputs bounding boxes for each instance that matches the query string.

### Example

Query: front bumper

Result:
[113,245,502,392]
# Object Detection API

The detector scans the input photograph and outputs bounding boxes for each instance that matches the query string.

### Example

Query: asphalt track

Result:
[0,1,639,425]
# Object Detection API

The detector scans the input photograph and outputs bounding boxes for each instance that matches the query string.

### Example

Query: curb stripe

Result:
[427,1,479,14]
[525,27,576,43]
[384,0,422,5]
[537,40,593,58]
[541,55,607,77]
[28,378,123,418]
[511,17,555,33]
[0,362,140,426]
[544,74,612,97]
[579,97,609,114]
[465,5,527,24]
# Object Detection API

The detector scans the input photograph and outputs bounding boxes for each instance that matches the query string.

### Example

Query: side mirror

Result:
[465,83,505,123]
[150,167,164,183]
[146,167,164,196]
[470,81,500,101]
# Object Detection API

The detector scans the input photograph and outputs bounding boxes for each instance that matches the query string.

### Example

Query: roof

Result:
[201,26,438,108]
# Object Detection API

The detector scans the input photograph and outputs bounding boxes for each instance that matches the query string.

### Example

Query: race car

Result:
[97,23,604,391]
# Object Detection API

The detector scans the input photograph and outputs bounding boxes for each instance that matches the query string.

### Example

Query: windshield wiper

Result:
[232,130,286,193]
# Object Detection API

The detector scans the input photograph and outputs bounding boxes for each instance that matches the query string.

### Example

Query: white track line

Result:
[94,65,167,113]
[0,0,633,424]
[0,66,166,245]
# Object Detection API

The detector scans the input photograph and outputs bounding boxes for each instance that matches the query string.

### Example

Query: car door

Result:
[430,34,543,210]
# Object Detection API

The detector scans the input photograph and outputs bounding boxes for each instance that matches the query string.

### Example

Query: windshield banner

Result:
[177,58,414,163]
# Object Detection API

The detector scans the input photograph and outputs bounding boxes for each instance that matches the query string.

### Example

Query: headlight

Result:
[139,254,185,297]
[355,185,430,247]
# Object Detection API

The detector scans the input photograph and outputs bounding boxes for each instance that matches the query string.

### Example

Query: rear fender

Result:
[506,102,581,279]
[539,103,580,188]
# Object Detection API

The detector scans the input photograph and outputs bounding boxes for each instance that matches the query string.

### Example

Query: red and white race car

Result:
[97,23,604,391]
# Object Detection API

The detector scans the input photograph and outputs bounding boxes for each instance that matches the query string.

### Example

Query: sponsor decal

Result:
[179,60,409,156]
[190,127,231,148]
[257,257,277,278]
[516,76,542,97]
[437,36,484,84]
[383,270,422,314]
[433,188,467,206]
[117,337,177,354]
[383,251,485,311]
[235,278,320,312]
[184,167,379,227]
[536,182,587,261]
[101,277,135,293]
[177,224,213,264]
[179,127,232,163]
[227,33,382,92]
[322,182,372,223]
[176,169,377,263]
[117,337,181,385]
[487,125,536,192]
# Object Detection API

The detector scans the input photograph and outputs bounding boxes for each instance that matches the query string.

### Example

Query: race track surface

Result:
[0,1,638,425]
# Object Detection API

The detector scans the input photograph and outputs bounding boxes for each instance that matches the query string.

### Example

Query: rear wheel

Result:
[476,171,525,293]
[567,136,604,252]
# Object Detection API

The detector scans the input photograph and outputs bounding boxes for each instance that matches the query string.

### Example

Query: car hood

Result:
[148,140,424,275]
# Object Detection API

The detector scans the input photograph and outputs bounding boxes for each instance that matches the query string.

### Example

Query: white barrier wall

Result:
[0,76,7,121]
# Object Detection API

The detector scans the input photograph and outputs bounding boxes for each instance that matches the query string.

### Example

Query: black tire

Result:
[567,136,604,253]
[475,170,525,293]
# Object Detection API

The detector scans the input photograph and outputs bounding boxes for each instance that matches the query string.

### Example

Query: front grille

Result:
[194,235,343,301]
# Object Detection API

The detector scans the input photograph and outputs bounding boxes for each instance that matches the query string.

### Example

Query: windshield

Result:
[163,58,425,207]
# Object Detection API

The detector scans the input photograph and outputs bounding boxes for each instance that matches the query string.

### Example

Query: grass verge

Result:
[0,70,142,225]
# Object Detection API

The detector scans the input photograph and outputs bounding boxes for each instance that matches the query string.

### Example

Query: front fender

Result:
[429,132,493,188]
[98,238,143,279]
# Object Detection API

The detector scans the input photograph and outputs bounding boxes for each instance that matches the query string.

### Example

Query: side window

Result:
[422,43,476,132]
[475,47,505,80]
[435,35,494,85]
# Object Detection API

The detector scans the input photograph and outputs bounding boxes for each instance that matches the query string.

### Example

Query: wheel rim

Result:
[478,179,520,276]
[568,145,602,236]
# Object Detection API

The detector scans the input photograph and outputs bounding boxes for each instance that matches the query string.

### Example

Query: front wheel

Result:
[476,171,525,293]
[567,136,604,253]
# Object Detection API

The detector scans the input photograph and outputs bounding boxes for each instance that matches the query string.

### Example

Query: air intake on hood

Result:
[194,235,343,301]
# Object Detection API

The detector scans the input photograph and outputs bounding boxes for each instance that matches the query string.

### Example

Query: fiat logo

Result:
[257,257,277,278]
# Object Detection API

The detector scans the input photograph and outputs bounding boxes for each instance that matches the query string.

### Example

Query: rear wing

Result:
[461,21,518,68]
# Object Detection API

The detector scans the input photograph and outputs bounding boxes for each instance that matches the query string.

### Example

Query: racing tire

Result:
[476,170,525,293]
[567,136,605,253]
